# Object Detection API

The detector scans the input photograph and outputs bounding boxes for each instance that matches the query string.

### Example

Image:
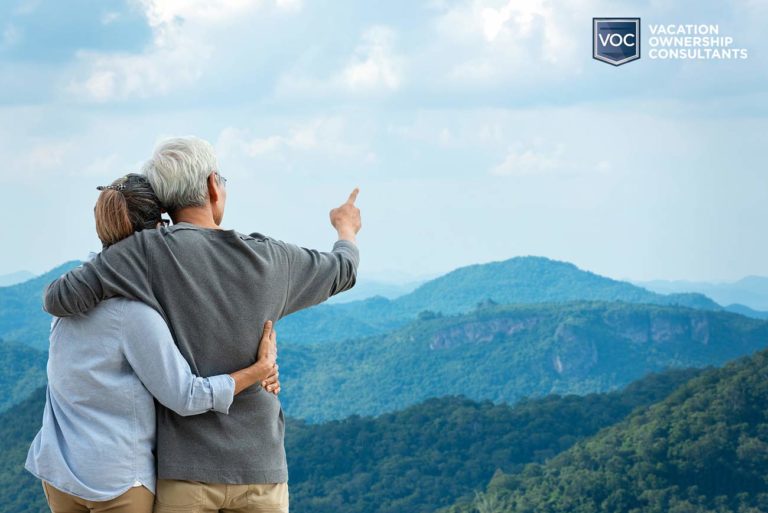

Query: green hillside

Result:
[0,340,46,413]
[0,369,700,513]
[278,301,768,422]
[0,387,47,513]
[443,348,768,513]
[285,368,700,513]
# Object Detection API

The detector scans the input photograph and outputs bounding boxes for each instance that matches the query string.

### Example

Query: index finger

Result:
[346,187,360,205]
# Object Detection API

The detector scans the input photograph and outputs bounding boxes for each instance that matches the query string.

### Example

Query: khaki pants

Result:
[42,481,155,513]
[153,479,289,513]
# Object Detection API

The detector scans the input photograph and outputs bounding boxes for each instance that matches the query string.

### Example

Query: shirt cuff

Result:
[333,239,359,268]
[208,374,235,414]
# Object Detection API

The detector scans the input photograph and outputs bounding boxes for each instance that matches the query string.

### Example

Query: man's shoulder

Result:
[241,231,287,250]
[242,231,274,243]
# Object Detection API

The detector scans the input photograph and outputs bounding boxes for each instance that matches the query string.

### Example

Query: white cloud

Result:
[479,0,548,42]
[83,153,132,177]
[139,0,268,26]
[23,141,73,171]
[216,117,372,167]
[69,0,301,102]
[427,0,594,85]
[490,138,617,178]
[490,142,563,176]
[70,27,210,101]
[101,12,121,25]
[342,26,401,92]
[276,25,403,98]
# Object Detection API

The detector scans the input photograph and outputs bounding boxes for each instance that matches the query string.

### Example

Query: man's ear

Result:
[207,173,220,203]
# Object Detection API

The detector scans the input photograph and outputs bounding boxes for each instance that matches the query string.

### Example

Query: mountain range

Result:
[3,256,765,353]
[2,254,768,511]
[278,256,767,345]
[2,256,768,420]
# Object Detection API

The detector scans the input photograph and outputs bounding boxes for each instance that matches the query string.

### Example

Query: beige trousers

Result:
[42,481,155,513]
[153,479,289,513]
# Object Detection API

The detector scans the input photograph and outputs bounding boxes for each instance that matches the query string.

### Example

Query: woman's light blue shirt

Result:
[25,298,235,501]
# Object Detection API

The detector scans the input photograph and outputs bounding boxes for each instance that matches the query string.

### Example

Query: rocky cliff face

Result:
[429,316,540,350]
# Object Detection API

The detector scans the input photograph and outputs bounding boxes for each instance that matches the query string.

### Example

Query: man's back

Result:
[44,221,359,483]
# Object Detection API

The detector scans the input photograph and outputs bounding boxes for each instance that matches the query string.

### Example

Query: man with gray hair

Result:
[43,136,362,513]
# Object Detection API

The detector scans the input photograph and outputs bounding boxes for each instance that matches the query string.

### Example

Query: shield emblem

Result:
[593,18,641,66]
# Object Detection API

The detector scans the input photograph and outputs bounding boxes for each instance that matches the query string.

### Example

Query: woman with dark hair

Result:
[25,174,281,513]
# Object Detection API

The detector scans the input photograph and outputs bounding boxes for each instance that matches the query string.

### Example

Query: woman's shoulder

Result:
[111,298,163,321]
[112,299,172,346]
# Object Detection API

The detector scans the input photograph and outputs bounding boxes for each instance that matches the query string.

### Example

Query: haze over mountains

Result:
[0,271,35,288]
[638,276,768,314]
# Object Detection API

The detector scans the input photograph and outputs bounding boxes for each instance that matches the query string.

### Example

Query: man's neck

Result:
[171,207,221,229]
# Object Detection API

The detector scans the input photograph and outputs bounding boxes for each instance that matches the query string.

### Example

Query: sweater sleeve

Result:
[43,233,156,317]
[276,239,359,319]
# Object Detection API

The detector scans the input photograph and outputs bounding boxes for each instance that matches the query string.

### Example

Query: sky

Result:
[0,0,766,283]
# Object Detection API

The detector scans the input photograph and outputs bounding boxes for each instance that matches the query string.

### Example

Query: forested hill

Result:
[278,301,768,421]
[442,348,768,513]
[0,368,701,513]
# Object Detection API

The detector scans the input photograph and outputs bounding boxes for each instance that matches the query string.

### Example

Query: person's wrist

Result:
[336,226,357,242]
[250,360,270,381]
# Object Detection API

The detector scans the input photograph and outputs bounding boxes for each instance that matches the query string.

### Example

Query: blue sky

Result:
[1,0,766,283]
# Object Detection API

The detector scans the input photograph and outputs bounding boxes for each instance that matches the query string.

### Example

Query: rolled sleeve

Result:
[208,374,236,414]
[332,239,360,269]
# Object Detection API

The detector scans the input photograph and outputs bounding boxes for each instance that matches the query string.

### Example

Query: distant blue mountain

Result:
[0,271,35,288]
[278,256,735,345]
[325,278,423,304]
[637,275,768,312]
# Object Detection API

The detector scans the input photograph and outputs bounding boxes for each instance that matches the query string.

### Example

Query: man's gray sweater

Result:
[43,222,359,484]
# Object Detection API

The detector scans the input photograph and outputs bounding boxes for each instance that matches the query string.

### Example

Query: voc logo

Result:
[593,18,641,66]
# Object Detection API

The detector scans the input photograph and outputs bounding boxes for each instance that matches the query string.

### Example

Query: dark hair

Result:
[94,174,163,248]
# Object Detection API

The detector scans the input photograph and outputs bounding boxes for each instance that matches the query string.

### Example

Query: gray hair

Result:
[142,136,221,212]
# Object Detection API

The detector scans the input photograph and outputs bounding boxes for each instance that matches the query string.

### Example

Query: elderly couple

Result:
[25,136,362,513]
